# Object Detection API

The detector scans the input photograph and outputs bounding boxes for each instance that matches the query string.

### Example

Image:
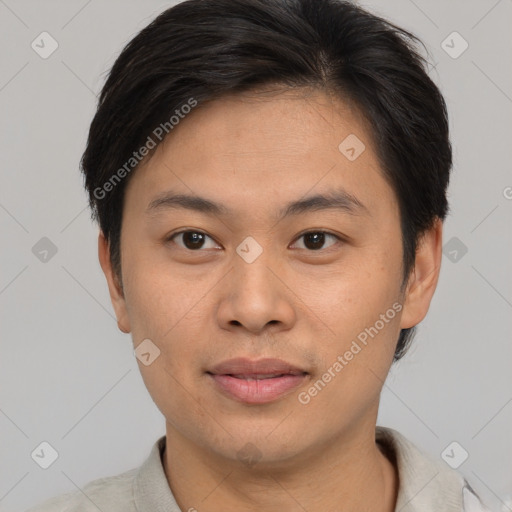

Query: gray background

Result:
[0,0,511,510]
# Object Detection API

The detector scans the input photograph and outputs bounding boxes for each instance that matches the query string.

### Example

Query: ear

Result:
[399,218,443,329]
[98,231,131,333]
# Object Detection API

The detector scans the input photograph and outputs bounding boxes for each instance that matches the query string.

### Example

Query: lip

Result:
[207,357,308,404]
[209,357,306,376]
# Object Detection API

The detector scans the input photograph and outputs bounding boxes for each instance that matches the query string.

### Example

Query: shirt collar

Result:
[133,435,182,512]
[133,428,466,512]
[376,426,464,511]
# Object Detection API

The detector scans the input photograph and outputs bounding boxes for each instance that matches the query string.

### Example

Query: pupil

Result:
[304,232,324,250]
[184,232,204,249]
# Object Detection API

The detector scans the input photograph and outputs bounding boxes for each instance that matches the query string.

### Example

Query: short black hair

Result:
[81,0,452,362]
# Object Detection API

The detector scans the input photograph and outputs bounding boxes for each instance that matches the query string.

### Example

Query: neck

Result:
[162,421,398,512]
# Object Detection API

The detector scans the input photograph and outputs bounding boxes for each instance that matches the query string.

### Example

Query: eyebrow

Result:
[146,188,369,220]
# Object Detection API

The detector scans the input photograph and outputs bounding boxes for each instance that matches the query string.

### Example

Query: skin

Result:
[98,87,443,512]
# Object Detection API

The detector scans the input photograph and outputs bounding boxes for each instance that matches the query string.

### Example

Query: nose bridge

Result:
[235,233,268,266]
[233,234,276,296]
[216,233,295,333]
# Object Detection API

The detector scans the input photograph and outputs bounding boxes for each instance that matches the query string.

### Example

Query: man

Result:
[28,0,490,510]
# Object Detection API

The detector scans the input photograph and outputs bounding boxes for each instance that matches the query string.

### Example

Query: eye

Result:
[291,231,342,251]
[168,230,220,251]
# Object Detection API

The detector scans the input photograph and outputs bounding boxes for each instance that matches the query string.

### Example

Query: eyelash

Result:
[166,229,344,252]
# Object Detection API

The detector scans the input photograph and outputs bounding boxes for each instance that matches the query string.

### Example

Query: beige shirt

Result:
[26,426,490,511]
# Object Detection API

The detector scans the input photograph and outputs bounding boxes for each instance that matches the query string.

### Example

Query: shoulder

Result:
[25,467,138,512]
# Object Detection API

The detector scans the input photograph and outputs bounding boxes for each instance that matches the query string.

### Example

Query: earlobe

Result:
[97,231,131,334]
[399,218,443,330]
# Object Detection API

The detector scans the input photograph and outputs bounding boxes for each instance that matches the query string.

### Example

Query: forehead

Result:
[172,88,372,159]
[124,88,398,223]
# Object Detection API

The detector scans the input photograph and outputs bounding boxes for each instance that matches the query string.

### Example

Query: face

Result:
[100,88,441,469]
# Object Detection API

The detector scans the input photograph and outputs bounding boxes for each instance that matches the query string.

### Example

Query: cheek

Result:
[122,254,187,340]
[306,251,404,395]
[318,262,402,338]
[123,258,212,378]
[297,278,402,433]
[125,267,212,433]
[136,353,218,450]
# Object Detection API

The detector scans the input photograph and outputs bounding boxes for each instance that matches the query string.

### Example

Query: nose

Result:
[216,248,296,335]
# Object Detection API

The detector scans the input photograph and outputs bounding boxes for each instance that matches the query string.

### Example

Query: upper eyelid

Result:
[168,229,342,248]
[170,230,221,247]
[291,231,342,250]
